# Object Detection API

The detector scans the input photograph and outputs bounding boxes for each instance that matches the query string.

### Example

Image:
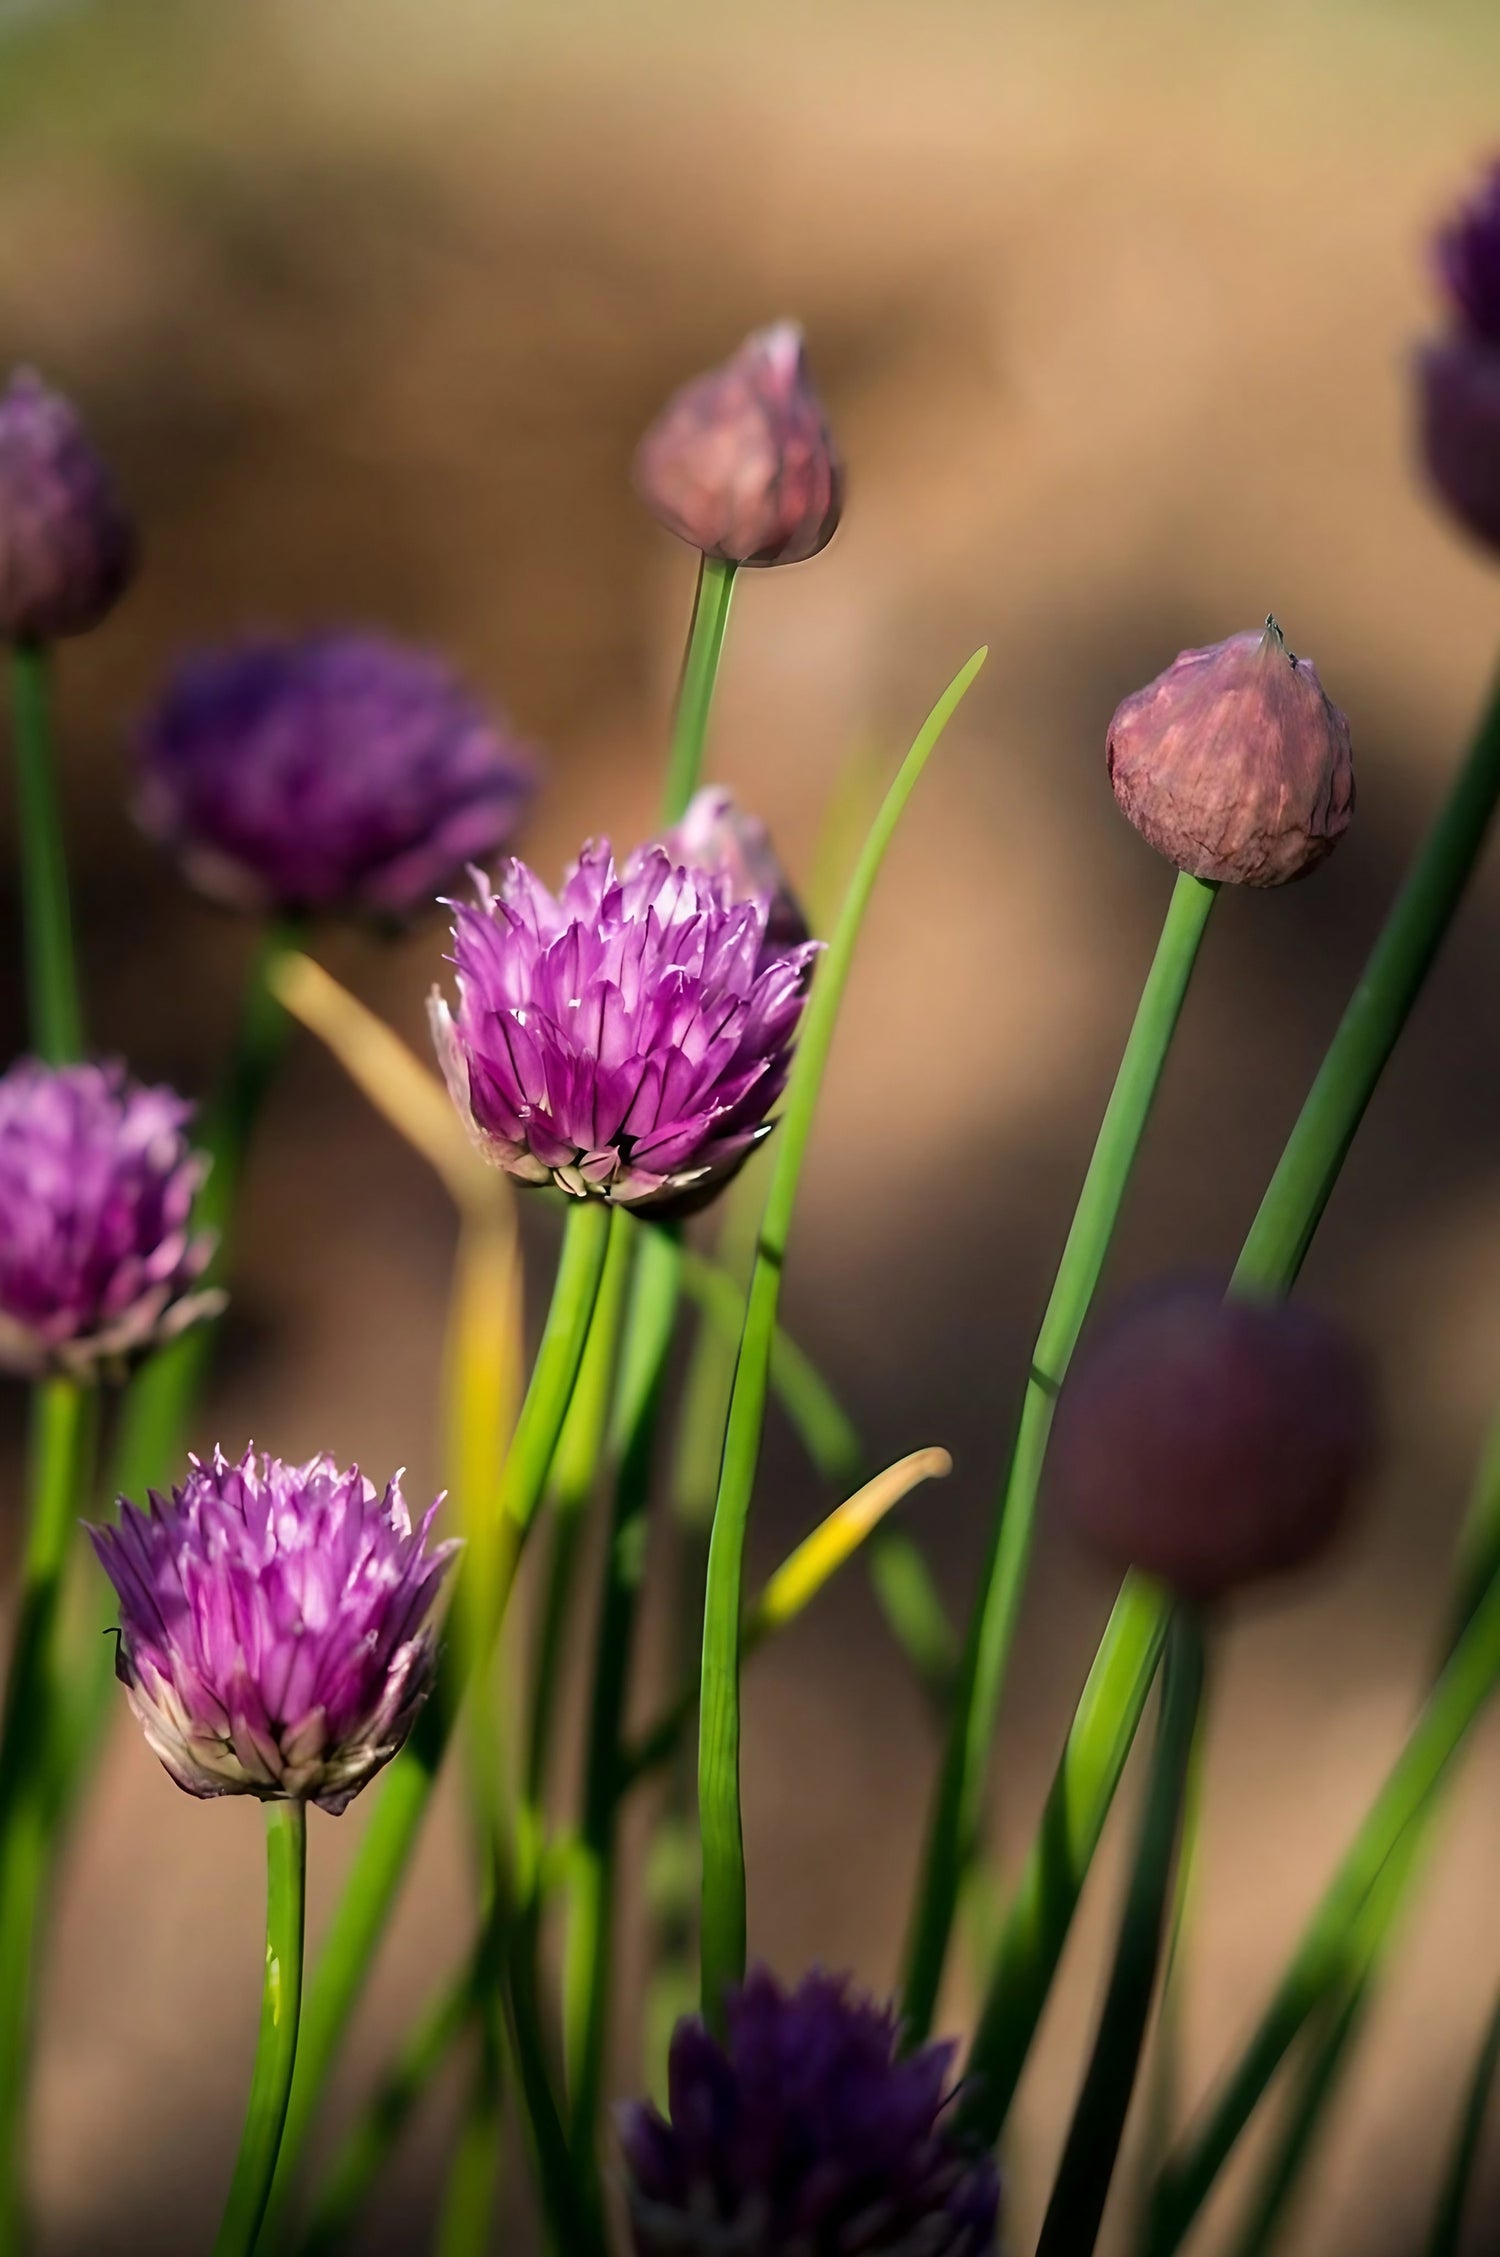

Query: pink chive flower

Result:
[0,367,136,642]
[430,830,818,1213]
[90,1448,458,1814]
[634,322,844,568]
[0,1058,219,1380]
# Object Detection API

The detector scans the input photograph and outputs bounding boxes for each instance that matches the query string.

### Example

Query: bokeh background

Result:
[3,0,1500,2248]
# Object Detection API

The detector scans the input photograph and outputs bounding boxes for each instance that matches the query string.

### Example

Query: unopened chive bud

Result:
[0,368,135,642]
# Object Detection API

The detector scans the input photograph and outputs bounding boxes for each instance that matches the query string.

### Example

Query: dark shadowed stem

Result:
[1224,1986,1372,2257]
[258,1196,612,2249]
[564,1223,681,2177]
[1424,1987,1500,2257]
[900,871,1218,2044]
[661,556,736,825]
[10,641,82,1063]
[433,2005,505,2257]
[213,1801,307,2257]
[698,650,985,2024]
[1034,1611,1206,2257]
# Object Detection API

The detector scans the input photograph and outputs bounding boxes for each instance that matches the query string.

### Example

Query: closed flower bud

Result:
[132,630,536,923]
[0,368,136,641]
[1418,159,1500,553]
[634,322,843,567]
[620,1967,1000,2256]
[90,1448,458,1813]
[1048,1279,1375,1602]
[1106,618,1353,886]
[652,784,811,953]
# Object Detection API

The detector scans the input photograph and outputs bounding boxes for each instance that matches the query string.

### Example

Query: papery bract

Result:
[655,784,811,952]
[91,1448,458,1814]
[0,1058,218,1379]
[634,322,843,568]
[0,367,136,642]
[430,832,818,1213]
[619,1967,1000,2256]
[1106,618,1353,887]
[132,630,535,921]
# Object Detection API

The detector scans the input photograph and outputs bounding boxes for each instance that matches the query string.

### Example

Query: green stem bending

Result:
[1034,1609,1206,2257]
[697,648,986,2023]
[11,641,82,1062]
[1425,1987,1500,2257]
[662,556,736,824]
[259,1196,612,2247]
[901,871,1218,2043]
[214,1802,308,2257]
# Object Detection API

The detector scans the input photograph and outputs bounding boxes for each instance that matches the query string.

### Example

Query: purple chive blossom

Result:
[90,1448,458,1815]
[429,833,819,1213]
[131,630,536,922]
[0,367,136,642]
[0,1059,219,1380]
[620,1967,1000,2256]
[1419,159,1500,552]
[654,785,811,953]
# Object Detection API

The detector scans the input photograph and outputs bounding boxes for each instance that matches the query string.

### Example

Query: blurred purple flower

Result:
[634,322,844,568]
[620,1966,1000,2256]
[0,367,136,641]
[654,785,811,953]
[0,1058,219,1380]
[1420,158,1500,552]
[430,832,818,1212]
[91,1448,458,1814]
[132,630,536,922]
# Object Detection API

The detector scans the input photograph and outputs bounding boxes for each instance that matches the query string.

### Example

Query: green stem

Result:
[433,2007,505,2257]
[1224,1986,1372,2257]
[11,642,82,1062]
[259,1196,612,2247]
[214,1802,308,2257]
[1425,1987,1500,2257]
[697,649,985,2023]
[1035,1610,1206,2257]
[661,556,736,824]
[901,871,1217,2042]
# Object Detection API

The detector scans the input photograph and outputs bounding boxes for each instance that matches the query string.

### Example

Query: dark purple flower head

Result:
[620,1967,1000,2256]
[90,1447,458,1814]
[132,630,536,922]
[634,323,844,568]
[0,367,136,641]
[1107,618,1353,887]
[430,831,819,1213]
[0,1058,219,1380]
[1434,158,1500,346]
[1419,160,1500,554]
[655,786,811,954]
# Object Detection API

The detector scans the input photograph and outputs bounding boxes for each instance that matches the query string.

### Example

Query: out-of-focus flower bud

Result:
[1419,159,1500,553]
[1048,1278,1375,1603]
[633,322,843,568]
[653,784,811,955]
[620,1967,1000,2257]
[0,1058,219,1380]
[1106,618,1353,886]
[0,368,136,642]
[91,1447,458,1813]
[131,630,535,923]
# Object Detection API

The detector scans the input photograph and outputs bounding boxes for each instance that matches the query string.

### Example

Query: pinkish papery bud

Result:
[652,785,811,953]
[634,322,843,568]
[0,368,136,642]
[1418,161,1500,554]
[1106,618,1353,887]
[1048,1279,1375,1603]
[91,1448,458,1814]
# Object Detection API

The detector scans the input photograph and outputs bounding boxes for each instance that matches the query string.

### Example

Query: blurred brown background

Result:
[3,0,1500,2248]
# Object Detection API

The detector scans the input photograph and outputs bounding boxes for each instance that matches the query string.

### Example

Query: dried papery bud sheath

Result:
[430,830,819,1215]
[1048,1279,1375,1603]
[0,367,136,642]
[1418,159,1500,553]
[619,1967,1000,2256]
[90,1448,458,1813]
[1106,618,1353,886]
[132,630,536,923]
[634,321,843,567]
[653,783,811,952]
[0,1058,220,1380]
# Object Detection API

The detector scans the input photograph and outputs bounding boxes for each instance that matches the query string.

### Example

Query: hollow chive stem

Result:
[213,1801,308,2257]
[963,661,1500,2138]
[697,649,985,2024]
[1033,1609,1206,2257]
[257,1195,612,2247]
[1424,1987,1500,2257]
[11,642,82,1063]
[661,556,735,824]
[899,870,1218,2043]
